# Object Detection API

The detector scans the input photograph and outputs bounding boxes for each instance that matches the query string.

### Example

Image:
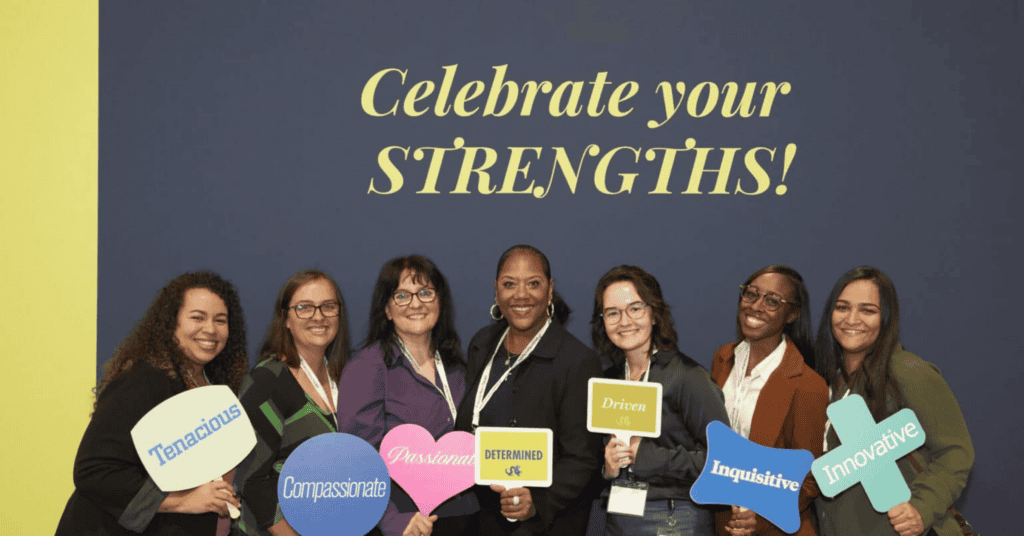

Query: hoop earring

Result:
[490,302,504,321]
[547,301,555,317]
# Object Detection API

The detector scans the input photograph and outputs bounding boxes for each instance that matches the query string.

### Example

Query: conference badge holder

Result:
[608,467,647,517]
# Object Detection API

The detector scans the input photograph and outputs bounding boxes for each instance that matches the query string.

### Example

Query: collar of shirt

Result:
[723,335,788,438]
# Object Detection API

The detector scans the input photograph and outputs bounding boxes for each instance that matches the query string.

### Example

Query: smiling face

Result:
[386,268,440,343]
[831,279,882,366]
[737,272,799,347]
[602,281,653,360]
[174,287,229,369]
[285,278,340,359]
[495,250,553,337]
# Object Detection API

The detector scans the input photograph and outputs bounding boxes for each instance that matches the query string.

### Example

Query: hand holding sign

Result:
[811,395,926,512]
[475,427,554,522]
[131,385,257,519]
[379,424,475,516]
[689,421,814,534]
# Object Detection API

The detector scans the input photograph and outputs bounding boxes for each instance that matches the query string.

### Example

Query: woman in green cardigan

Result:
[814,267,974,536]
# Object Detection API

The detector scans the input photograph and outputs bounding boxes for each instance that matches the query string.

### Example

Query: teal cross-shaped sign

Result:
[811,394,926,512]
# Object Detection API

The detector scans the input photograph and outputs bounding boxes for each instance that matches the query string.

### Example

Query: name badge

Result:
[608,478,648,517]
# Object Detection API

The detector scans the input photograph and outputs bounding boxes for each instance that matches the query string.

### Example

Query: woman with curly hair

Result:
[56,271,249,535]
[234,269,351,536]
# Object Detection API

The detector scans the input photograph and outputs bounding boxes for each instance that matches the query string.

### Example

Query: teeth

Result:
[744,315,766,327]
[196,341,217,349]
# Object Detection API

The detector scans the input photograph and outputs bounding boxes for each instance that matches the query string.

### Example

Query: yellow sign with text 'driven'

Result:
[588,378,662,439]
[474,427,553,487]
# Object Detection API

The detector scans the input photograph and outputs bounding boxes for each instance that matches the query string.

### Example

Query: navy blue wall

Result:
[99,1,1022,527]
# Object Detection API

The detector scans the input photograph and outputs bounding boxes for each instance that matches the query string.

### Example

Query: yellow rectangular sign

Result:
[474,427,553,487]
[588,378,662,438]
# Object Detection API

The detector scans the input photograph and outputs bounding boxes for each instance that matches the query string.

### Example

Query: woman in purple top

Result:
[338,255,479,536]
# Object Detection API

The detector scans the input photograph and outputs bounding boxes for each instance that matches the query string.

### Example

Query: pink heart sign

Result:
[379,424,476,515]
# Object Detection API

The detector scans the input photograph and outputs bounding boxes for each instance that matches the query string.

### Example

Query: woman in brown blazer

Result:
[709,266,828,536]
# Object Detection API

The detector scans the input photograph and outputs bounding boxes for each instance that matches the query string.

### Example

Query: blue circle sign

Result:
[278,433,390,536]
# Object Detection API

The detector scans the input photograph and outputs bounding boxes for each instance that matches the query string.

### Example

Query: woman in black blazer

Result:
[455,245,603,536]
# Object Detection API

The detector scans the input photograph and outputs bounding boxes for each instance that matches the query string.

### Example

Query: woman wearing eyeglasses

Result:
[593,266,727,536]
[710,266,828,536]
[454,245,603,536]
[337,255,478,536]
[234,269,351,536]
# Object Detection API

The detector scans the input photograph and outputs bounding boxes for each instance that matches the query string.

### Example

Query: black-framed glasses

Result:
[601,301,648,324]
[739,285,795,311]
[392,288,437,307]
[288,302,341,319]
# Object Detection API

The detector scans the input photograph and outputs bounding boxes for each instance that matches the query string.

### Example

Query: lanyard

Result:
[395,336,458,422]
[471,318,552,429]
[822,387,851,452]
[624,348,656,383]
[298,354,338,415]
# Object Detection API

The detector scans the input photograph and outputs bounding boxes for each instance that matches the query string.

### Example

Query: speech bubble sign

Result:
[131,385,256,492]
[379,424,475,515]
[278,433,390,536]
[587,378,662,440]
[690,421,814,534]
[474,427,553,488]
[811,395,926,512]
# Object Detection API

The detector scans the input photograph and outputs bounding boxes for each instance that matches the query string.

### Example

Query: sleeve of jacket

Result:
[534,346,604,528]
[631,366,728,483]
[336,346,389,449]
[895,353,974,531]
[748,370,828,536]
[235,363,287,530]
[71,363,173,533]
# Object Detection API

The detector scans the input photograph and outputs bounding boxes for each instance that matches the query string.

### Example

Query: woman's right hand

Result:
[159,479,240,517]
[402,512,438,536]
[604,437,636,478]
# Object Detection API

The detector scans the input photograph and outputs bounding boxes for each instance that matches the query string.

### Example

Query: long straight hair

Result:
[815,266,904,421]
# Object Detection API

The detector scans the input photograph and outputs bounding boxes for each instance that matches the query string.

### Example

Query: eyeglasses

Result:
[392,288,437,307]
[739,285,795,312]
[601,301,648,324]
[288,302,341,319]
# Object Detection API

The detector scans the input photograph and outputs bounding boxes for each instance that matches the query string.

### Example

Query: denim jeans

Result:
[605,498,715,536]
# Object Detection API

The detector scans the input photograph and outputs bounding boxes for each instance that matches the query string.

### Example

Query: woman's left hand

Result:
[491,484,536,520]
[887,502,924,536]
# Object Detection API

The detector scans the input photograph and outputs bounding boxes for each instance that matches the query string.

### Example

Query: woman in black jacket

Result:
[592,265,727,536]
[454,245,603,535]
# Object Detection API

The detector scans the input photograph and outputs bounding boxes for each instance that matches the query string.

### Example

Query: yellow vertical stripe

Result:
[0,1,98,533]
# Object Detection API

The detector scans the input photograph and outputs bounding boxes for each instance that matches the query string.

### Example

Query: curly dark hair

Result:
[494,244,571,324]
[97,271,248,397]
[258,269,350,382]
[590,265,679,362]
[363,255,463,367]
[735,265,815,370]
[815,266,904,422]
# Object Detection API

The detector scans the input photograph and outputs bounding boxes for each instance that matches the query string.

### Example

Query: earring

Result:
[547,301,555,317]
[490,302,504,321]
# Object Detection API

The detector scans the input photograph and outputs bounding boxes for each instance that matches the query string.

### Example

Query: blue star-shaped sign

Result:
[811,395,925,512]
[690,421,814,534]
